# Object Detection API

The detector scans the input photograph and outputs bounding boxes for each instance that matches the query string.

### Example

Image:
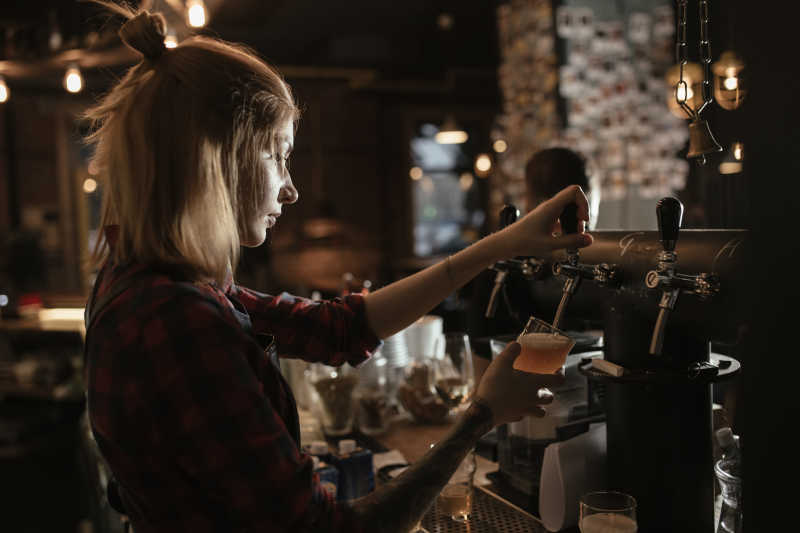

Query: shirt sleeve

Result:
[231,285,382,366]
[147,288,364,532]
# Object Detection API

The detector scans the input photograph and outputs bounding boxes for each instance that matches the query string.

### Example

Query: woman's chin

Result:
[241,226,267,247]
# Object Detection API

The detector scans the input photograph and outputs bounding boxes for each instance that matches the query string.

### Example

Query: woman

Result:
[83,5,593,533]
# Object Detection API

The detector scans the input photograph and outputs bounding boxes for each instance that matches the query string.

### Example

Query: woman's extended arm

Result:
[364,185,593,339]
[344,341,564,533]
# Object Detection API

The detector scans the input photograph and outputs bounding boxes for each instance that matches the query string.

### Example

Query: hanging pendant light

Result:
[718,142,744,174]
[712,51,746,110]
[435,115,468,144]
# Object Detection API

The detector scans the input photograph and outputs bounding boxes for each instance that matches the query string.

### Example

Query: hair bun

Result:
[119,11,168,61]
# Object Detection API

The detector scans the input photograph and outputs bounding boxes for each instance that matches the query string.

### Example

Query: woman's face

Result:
[241,119,299,247]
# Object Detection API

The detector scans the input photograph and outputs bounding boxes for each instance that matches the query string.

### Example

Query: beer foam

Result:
[519,332,572,348]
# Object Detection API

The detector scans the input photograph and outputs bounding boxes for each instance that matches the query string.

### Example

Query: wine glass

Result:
[579,491,638,532]
[432,333,475,413]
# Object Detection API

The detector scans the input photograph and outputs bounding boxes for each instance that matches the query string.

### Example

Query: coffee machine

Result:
[484,197,745,531]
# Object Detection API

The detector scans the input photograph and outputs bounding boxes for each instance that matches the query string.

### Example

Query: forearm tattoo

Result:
[347,400,494,533]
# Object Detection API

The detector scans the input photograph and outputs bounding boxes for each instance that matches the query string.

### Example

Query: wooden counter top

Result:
[373,415,455,463]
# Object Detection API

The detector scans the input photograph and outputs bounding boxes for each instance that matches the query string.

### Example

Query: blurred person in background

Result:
[465,147,599,386]
[82,3,593,532]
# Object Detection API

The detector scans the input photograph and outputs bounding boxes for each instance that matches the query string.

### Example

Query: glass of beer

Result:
[514,316,575,374]
[437,449,476,522]
[579,491,638,533]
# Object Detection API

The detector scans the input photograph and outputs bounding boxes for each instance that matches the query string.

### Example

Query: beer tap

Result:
[485,205,546,318]
[486,205,519,319]
[646,197,720,355]
[552,204,620,329]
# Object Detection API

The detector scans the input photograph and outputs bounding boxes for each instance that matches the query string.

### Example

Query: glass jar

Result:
[308,363,359,436]
[714,458,742,533]
[355,353,390,436]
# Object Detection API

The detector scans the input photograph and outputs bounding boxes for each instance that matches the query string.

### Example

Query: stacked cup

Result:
[381,331,410,413]
[405,315,445,361]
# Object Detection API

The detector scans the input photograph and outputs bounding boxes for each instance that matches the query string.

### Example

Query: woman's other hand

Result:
[473,341,565,426]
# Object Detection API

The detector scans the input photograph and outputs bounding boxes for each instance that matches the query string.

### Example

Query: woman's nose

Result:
[279,176,299,204]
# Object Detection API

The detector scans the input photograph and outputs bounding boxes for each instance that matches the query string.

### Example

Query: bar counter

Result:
[341,411,560,533]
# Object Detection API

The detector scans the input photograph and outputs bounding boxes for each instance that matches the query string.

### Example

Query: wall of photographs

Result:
[494,0,690,229]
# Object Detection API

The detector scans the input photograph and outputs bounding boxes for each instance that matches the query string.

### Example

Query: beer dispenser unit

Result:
[484,197,744,531]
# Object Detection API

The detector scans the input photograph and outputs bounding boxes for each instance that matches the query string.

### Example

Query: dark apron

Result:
[84,267,302,517]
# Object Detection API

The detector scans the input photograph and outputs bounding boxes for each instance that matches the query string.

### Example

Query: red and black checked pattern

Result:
[86,258,379,532]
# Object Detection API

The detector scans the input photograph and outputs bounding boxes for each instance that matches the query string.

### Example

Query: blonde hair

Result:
[85,2,299,284]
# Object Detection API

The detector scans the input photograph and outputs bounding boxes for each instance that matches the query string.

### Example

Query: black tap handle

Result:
[499,204,519,229]
[559,203,579,235]
[656,197,684,252]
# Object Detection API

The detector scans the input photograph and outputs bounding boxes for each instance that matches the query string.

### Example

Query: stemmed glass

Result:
[431,333,478,523]
[432,333,475,413]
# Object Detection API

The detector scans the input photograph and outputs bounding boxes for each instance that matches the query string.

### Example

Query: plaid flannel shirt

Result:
[85,232,380,533]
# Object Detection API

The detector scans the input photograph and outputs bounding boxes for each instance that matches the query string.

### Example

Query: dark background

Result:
[0,0,795,531]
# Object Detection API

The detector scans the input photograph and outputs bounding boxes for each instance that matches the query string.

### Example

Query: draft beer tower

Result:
[491,197,744,531]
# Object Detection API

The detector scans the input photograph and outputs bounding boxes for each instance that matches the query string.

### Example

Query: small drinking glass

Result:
[437,449,476,522]
[579,491,638,533]
[514,316,576,374]
[714,459,742,533]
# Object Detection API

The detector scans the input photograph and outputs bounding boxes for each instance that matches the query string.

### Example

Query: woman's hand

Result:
[494,184,593,259]
[474,342,564,426]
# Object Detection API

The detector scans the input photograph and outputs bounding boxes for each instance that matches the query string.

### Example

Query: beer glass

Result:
[437,449,476,522]
[514,316,575,374]
[579,491,638,533]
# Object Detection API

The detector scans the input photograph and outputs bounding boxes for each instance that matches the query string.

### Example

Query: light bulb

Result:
[733,142,743,161]
[676,84,694,102]
[164,32,178,49]
[713,51,746,110]
[666,62,703,118]
[719,142,744,174]
[187,0,207,28]
[64,66,83,93]
[475,154,492,175]
[0,76,8,103]
[83,178,98,193]
[435,116,468,144]
[459,172,474,190]
[435,130,468,144]
[493,139,508,153]
[409,166,423,180]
